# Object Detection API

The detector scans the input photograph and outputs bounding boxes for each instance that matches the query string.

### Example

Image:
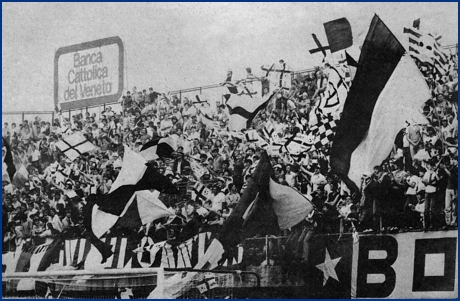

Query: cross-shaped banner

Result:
[309,34,330,56]
[55,132,96,161]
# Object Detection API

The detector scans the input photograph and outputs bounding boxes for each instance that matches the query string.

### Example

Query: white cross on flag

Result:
[55,132,96,161]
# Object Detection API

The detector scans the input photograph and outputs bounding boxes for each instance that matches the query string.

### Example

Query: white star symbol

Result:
[315,248,342,286]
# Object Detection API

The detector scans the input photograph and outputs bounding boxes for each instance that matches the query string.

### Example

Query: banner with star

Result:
[304,233,353,298]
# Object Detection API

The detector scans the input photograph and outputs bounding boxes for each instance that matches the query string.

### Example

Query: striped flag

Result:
[404,25,451,77]
[55,132,96,162]
[15,239,63,291]
[331,15,430,190]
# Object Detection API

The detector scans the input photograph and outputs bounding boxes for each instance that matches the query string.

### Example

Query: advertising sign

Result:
[54,36,124,111]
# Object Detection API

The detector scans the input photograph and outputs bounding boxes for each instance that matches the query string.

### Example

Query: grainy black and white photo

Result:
[2,2,458,299]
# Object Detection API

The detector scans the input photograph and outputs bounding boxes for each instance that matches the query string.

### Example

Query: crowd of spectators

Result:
[2,57,458,253]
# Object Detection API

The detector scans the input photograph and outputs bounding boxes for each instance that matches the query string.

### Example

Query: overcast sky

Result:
[2,2,458,112]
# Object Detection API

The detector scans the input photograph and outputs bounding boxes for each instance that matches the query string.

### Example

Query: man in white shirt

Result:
[422,161,439,230]
[285,165,298,187]
[51,210,64,233]
[159,115,173,136]
[211,186,226,212]
[301,165,327,191]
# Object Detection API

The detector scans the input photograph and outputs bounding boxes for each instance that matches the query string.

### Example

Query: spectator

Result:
[1,55,457,254]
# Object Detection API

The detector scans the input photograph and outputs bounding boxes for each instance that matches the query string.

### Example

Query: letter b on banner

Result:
[356,236,398,298]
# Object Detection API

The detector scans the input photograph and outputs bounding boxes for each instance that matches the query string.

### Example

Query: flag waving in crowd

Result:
[55,132,96,161]
[404,21,453,78]
[331,14,432,190]
[1,7,458,299]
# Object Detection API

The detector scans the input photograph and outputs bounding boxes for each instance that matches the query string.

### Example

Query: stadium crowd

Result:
[2,59,458,253]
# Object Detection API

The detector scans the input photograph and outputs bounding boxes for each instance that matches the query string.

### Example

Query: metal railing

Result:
[2,267,260,299]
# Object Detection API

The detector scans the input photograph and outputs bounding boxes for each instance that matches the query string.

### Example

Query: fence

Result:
[2,103,123,126]
[4,43,456,125]
[2,268,259,299]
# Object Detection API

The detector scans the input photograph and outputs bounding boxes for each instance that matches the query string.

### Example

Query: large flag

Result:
[2,137,16,182]
[92,147,178,238]
[345,55,430,186]
[55,132,96,161]
[113,190,175,230]
[218,151,273,251]
[330,15,429,189]
[110,146,148,193]
[140,135,178,161]
[225,80,273,132]
[323,17,353,53]
[269,178,314,230]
